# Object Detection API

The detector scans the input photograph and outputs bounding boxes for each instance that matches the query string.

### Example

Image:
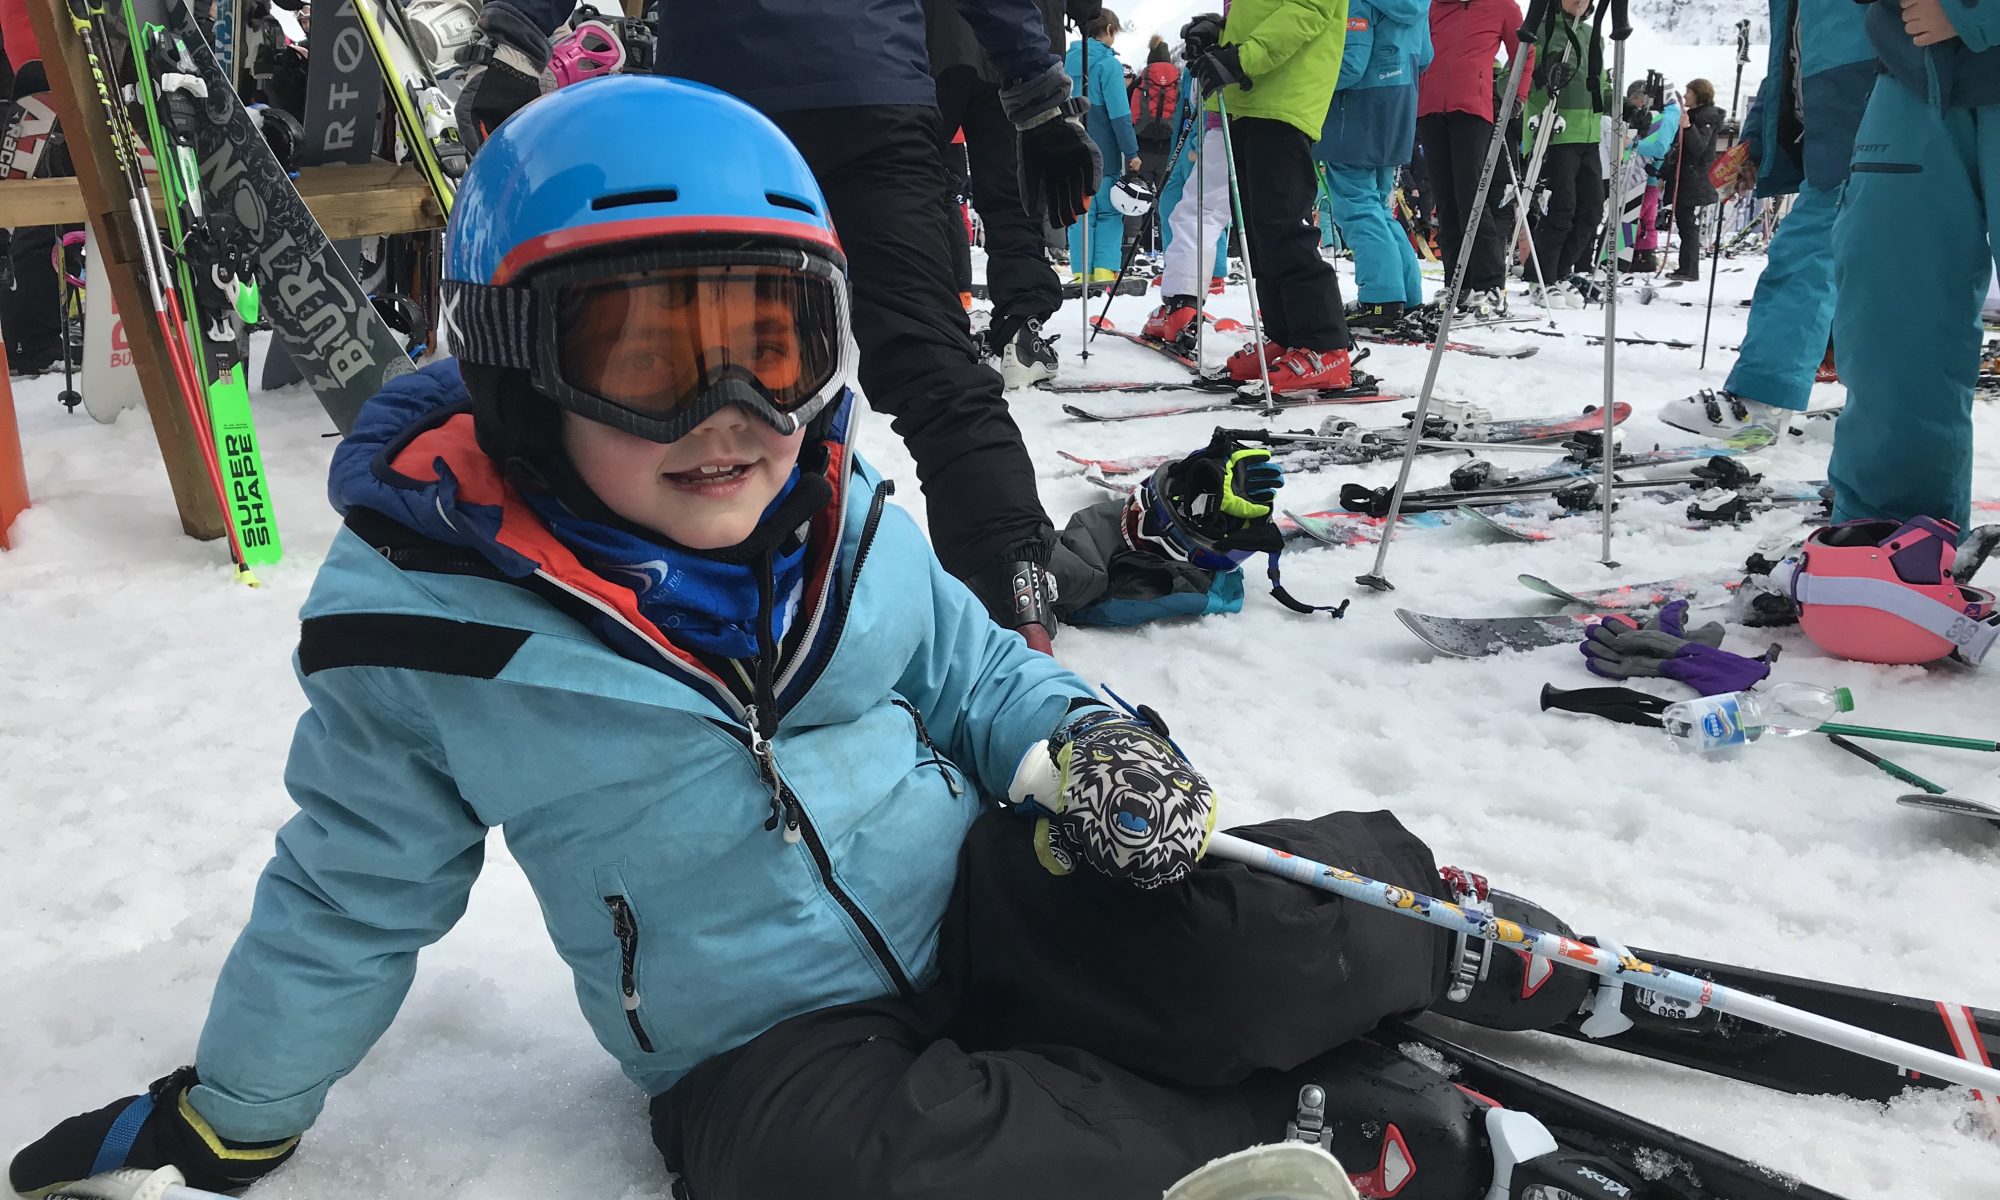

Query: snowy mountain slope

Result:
[3,251,1998,1200]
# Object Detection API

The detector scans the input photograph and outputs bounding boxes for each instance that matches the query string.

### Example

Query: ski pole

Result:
[1816,724,2000,754]
[1499,149,1554,321]
[1213,93,1276,413]
[1825,733,1950,796]
[1698,19,1752,371]
[1195,83,1209,374]
[1079,22,1092,362]
[1091,104,1204,345]
[1203,830,2000,1095]
[1356,0,1553,592]
[1595,0,1635,569]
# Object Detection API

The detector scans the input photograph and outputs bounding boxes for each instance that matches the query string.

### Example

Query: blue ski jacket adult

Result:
[1745,0,1875,198]
[1316,0,1432,169]
[490,0,1060,112]
[179,362,1099,1143]
[1066,37,1140,167]
[1863,0,2000,111]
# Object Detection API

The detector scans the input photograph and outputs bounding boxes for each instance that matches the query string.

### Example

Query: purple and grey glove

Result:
[1581,600,1772,695]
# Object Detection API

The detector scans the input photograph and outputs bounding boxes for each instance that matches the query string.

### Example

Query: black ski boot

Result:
[1428,869,1592,1033]
[1345,300,1405,330]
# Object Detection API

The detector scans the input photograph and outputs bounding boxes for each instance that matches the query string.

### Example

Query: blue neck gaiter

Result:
[528,470,808,660]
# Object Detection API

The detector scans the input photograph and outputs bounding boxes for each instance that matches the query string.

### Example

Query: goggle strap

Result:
[441,279,539,371]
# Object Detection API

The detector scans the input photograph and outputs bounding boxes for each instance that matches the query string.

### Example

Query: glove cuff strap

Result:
[1000,62,1076,129]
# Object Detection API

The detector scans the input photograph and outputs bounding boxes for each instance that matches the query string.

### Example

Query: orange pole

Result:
[0,343,29,550]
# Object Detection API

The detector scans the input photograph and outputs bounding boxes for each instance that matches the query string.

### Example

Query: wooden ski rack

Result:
[7,0,445,546]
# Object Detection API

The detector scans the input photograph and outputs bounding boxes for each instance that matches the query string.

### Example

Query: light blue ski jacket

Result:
[1316,0,1432,169]
[186,362,1097,1142]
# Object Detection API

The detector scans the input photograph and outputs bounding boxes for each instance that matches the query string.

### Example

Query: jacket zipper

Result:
[603,895,655,1053]
[742,489,915,997]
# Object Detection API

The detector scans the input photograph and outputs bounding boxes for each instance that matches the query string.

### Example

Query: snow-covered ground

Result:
[5,240,2000,1197]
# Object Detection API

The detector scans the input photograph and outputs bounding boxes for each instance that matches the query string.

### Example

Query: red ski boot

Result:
[1142,297,1200,347]
[1225,339,1284,382]
[1262,347,1353,393]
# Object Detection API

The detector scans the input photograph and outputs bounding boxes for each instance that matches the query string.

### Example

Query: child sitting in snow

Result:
[9,78,1470,1200]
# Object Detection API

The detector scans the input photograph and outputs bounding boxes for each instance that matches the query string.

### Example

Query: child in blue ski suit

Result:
[7,77,1455,1200]
[1660,0,1875,437]
[1315,0,1433,325]
[1826,0,2000,532]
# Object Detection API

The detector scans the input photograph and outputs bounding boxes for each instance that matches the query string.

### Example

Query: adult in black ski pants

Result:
[1532,140,1605,279]
[453,0,1099,649]
[1231,115,1351,352]
[652,808,1452,1200]
[1417,112,1510,292]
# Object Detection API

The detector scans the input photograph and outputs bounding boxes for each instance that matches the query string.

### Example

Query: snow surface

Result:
[6,240,2000,1200]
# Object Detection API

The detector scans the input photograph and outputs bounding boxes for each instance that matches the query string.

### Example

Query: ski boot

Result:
[968,558,1059,655]
[1143,297,1201,350]
[989,316,1058,390]
[1261,348,1353,393]
[1226,338,1285,382]
[1165,1142,1358,1200]
[1456,288,1507,319]
[1345,300,1405,331]
[1659,388,1794,440]
[1428,869,1593,1033]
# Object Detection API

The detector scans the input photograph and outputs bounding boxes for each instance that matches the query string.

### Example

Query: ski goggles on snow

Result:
[444,246,854,443]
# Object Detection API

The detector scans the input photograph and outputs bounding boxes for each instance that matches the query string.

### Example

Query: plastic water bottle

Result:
[1660,684,1855,754]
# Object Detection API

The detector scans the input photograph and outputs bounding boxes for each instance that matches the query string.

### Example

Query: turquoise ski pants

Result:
[1326,164,1422,307]
[1724,183,1840,413]
[1828,77,1998,533]
[1069,174,1125,277]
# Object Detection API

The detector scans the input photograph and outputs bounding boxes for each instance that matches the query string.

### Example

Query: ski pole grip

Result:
[1516,0,1550,43]
[1609,0,1633,42]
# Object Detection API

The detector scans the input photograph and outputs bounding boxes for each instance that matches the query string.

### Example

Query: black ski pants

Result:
[1673,198,1704,278]
[1418,112,1511,293]
[1228,115,1349,351]
[1531,141,1605,281]
[775,106,1051,580]
[933,68,1063,337]
[651,808,1451,1200]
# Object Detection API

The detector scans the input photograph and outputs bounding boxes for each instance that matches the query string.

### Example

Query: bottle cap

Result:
[1833,687,1855,713]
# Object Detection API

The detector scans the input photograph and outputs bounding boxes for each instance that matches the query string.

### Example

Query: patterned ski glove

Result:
[7,1067,299,1198]
[1008,708,1219,889]
[454,3,554,155]
[1581,600,1772,695]
[1125,431,1287,566]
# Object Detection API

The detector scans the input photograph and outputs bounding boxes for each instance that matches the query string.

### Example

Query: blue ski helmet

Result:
[444,76,855,456]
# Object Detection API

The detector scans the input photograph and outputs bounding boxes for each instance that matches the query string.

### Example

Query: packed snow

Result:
[5,141,1999,1200]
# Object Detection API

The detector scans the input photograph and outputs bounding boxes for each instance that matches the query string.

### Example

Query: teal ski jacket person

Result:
[1066,20,1140,279]
[1313,0,1431,308]
[1828,0,2000,532]
[1686,0,1875,423]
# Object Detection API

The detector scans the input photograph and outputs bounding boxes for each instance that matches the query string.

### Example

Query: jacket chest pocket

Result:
[596,865,658,1054]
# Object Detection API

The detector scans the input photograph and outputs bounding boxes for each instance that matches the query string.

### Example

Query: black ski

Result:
[1525,949,2000,1104]
[1384,1024,1852,1200]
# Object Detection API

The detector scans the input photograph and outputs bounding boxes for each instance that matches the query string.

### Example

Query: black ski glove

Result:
[1008,708,1218,890]
[8,1067,300,1198]
[1000,62,1101,229]
[1189,44,1251,94]
[454,2,552,156]
[1064,0,1104,22]
[1180,12,1225,61]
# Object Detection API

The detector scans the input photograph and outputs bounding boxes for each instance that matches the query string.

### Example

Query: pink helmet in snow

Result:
[1770,518,1998,665]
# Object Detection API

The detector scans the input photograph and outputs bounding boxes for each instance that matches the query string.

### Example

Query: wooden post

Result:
[25,0,227,541]
[0,344,27,549]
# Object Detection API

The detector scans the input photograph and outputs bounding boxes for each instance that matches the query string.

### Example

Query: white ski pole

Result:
[1595,0,1634,568]
[1357,0,1553,592]
[1079,23,1093,362]
[1214,93,1276,412]
[1204,831,2000,1096]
